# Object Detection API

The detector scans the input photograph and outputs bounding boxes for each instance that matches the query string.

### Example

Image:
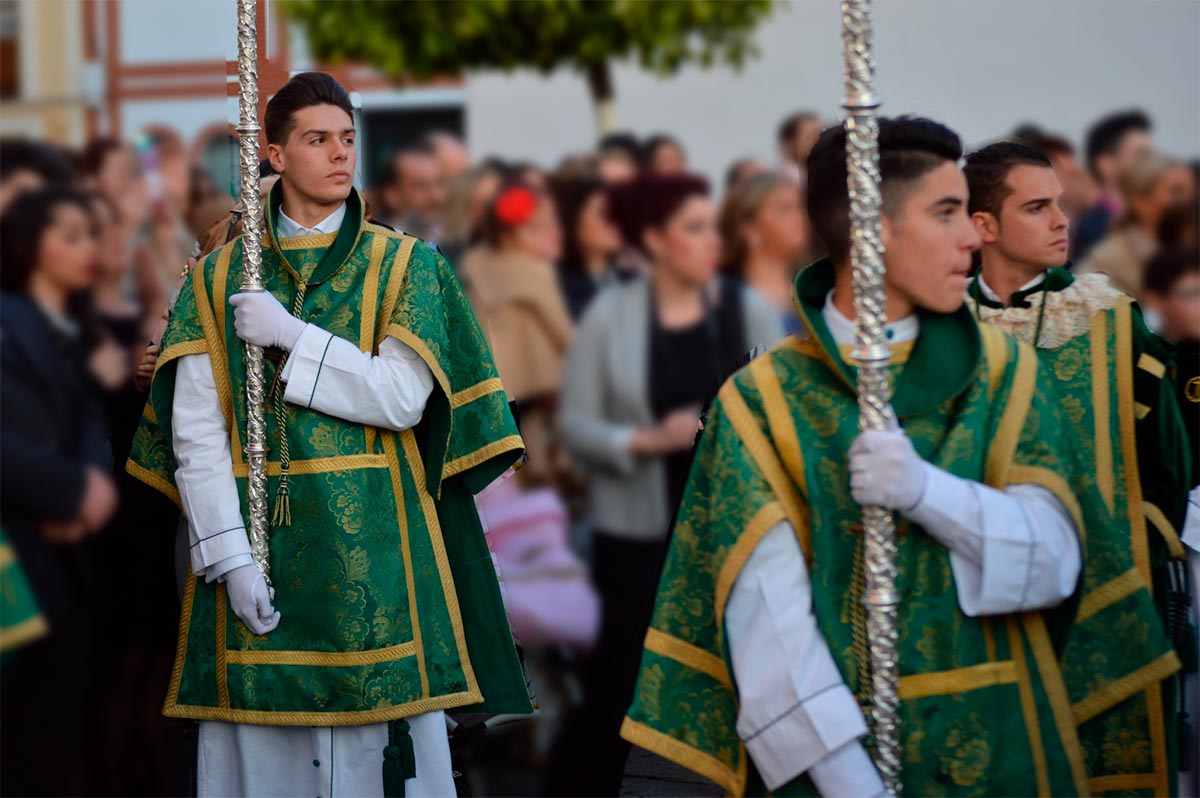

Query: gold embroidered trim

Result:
[1088,773,1160,794]
[1006,465,1085,548]
[215,583,229,708]
[231,454,388,478]
[277,232,337,250]
[154,340,208,377]
[0,614,49,653]
[1090,310,1115,512]
[376,239,416,345]
[386,325,454,413]
[451,378,506,409]
[620,718,743,797]
[719,381,811,559]
[750,356,807,496]
[383,434,428,698]
[125,460,182,509]
[643,629,731,688]
[213,243,232,343]
[442,436,525,480]
[192,257,237,462]
[226,641,418,667]
[985,342,1036,487]
[1022,614,1090,796]
[1137,352,1166,378]
[981,618,997,662]
[1005,617,1051,798]
[165,688,485,727]
[715,502,788,632]
[1076,568,1145,623]
[1144,501,1185,559]
[164,573,197,718]
[1071,649,1181,725]
[897,661,1018,700]
[358,234,388,353]
[979,323,1011,398]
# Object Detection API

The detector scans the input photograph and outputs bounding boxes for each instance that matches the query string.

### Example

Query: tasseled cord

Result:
[383,718,416,797]
[270,283,307,530]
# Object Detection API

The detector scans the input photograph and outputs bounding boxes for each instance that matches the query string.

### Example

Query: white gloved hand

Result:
[224,563,281,635]
[848,427,929,512]
[229,291,307,350]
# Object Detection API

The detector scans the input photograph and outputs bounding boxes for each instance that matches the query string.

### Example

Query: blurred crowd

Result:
[0,104,1197,796]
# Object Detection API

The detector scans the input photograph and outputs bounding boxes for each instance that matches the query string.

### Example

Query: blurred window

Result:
[0,0,18,99]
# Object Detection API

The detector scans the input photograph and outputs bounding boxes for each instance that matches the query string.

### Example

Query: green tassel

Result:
[383,719,416,798]
[272,473,292,528]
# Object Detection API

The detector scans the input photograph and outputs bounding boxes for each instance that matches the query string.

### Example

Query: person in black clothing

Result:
[0,187,118,797]
[551,175,628,321]
[1144,249,1200,476]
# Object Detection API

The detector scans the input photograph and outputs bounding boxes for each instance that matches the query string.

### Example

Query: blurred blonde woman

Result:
[440,163,503,268]
[1078,151,1196,300]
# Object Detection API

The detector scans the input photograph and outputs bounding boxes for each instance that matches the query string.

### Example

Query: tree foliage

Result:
[284,0,778,99]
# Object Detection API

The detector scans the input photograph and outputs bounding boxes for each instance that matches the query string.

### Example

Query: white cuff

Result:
[281,323,333,405]
[808,740,889,798]
[189,525,252,576]
[207,553,255,584]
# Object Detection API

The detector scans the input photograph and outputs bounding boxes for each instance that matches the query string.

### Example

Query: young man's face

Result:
[880,161,981,315]
[267,104,357,208]
[973,164,1070,272]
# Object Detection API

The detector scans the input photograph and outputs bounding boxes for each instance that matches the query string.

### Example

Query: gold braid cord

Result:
[841,0,901,792]
[235,0,271,585]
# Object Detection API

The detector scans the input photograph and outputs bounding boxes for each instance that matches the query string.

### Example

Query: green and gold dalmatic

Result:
[622,261,1177,796]
[127,185,531,725]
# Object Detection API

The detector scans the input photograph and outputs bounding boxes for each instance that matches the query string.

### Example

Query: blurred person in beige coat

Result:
[461,179,573,485]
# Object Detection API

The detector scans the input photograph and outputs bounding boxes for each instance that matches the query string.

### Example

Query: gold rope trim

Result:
[213,243,232,344]
[715,502,788,632]
[215,583,229,708]
[192,257,237,463]
[643,629,731,688]
[277,232,337,250]
[165,688,484,727]
[1137,352,1166,379]
[164,572,197,718]
[1006,617,1051,798]
[1075,567,1145,624]
[125,460,182,509]
[442,436,525,480]
[154,340,208,377]
[400,430,483,700]
[1022,614,1089,796]
[451,378,506,409]
[358,234,387,353]
[985,342,1036,487]
[376,238,416,345]
[749,355,806,496]
[719,381,811,559]
[1090,309,1115,513]
[386,325,453,413]
[383,434,429,699]
[1071,650,1181,724]
[1144,501,1186,560]
[897,661,1018,701]
[1006,465,1085,548]
[982,618,997,662]
[0,614,49,653]
[231,454,388,478]
[620,718,743,796]
[226,641,418,667]
[1088,773,1160,794]
[979,323,1011,397]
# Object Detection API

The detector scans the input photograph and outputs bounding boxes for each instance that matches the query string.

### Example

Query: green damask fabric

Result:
[127,186,529,724]
[623,260,1173,797]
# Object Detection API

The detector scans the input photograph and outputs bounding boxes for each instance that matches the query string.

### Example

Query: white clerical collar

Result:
[277,202,346,239]
[822,290,919,347]
[977,271,1045,303]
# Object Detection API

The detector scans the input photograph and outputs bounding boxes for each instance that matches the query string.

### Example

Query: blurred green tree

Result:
[284,0,778,135]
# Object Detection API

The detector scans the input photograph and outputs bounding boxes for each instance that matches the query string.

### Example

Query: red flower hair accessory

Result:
[494,186,539,227]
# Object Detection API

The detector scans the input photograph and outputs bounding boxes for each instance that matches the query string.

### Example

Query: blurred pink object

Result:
[475,470,600,650]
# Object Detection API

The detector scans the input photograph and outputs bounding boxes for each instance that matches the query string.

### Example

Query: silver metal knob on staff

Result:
[840,0,901,793]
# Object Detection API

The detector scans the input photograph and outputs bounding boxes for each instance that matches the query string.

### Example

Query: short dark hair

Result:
[0,186,94,293]
[377,144,436,189]
[1011,124,1075,159]
[639,134,684,168]
[0,138,76,186]
[264,72,354,145]
[1143,248,1199,296]
[1158,200,1199,250]
[607,172,709,254]
[1085,110,1151,177]
[551,175,607,274]
[598,132,640,161]
[778,111,820,144]
[964,141,1053,218]
[806,116,962,264]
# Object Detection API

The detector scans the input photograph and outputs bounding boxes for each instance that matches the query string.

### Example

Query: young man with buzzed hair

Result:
[965,140,1190,796]
[128,71,529,797]
[620,116,1175,796]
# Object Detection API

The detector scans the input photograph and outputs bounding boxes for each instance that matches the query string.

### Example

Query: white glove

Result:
[224,563,281,635]
[848,427,928,511]
[229,291,307,350]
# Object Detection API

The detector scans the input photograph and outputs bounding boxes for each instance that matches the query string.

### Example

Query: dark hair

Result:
[79,136,126,179]
[1085,110,1151,178]
[963,141,1054,218]
[1011,124,1075,159]
[551,176,607,273]
[806,116,963,264]
[607,172,709,255]
[0,186,94,293]
[1158,200,1200,250]
[778,111,820,144]
[0,138,76,186]
[598,132,640,161]
[639,134,684,169]
[724,158,763,190]
[264,72,354,145]
[479,177,545,248]
[1143,248,1199,296]
[376,144,436,189]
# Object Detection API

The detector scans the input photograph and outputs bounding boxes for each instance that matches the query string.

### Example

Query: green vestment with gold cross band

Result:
[126,184,532,726]
[968,267,1192,797]
[621,259,1177,797]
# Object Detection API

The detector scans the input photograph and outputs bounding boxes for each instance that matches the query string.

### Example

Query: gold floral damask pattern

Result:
[128,225,525,725]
